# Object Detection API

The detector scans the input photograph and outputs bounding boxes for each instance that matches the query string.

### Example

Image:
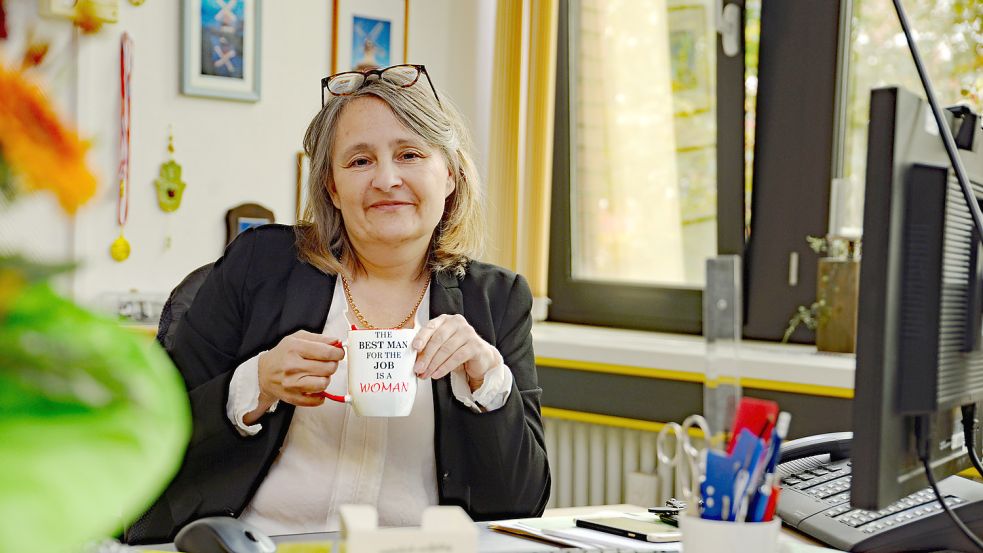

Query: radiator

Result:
[544,417,663,508]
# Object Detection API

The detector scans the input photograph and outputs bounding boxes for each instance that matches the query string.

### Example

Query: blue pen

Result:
[767,412,791,471]
[730,428,767,521]
[748,411,791,521]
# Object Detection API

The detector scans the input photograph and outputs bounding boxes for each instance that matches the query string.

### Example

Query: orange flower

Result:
[0,66,97,214]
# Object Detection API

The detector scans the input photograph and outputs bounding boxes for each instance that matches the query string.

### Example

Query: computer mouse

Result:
[174,516,276,553]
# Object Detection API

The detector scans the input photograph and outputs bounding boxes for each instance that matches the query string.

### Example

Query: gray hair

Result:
[295,77,484,278]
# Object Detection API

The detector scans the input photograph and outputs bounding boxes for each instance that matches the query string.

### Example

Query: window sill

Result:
[532,322,855,394]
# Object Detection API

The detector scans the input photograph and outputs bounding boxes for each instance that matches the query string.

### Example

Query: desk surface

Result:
[135,505,839,552]
[541,505,831,550]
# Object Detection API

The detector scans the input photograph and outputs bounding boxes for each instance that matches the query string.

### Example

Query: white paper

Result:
[543,527,682,552]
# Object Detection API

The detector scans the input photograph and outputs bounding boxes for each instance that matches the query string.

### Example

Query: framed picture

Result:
[331,0,408,74]
[181,0,262,102]
[677,147,717,224]
[226,202,274,245]
[296,151,311,221]
[667,5,712,116]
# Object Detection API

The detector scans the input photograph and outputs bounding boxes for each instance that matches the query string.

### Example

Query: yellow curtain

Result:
[487,0,559,317]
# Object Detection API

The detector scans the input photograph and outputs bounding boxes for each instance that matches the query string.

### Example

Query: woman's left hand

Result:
[412,314,499,389]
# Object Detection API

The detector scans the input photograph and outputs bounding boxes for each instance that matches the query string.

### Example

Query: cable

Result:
[915,415,983,551]
[961,404,983,478]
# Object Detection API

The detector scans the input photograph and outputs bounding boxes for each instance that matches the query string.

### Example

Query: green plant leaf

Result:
[0,255,76,284]
[0,283,191,552]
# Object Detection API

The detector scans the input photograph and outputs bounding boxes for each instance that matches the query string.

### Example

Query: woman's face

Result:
[329,96,453,252]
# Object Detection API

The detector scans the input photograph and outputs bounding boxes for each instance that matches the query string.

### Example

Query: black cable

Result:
[915,415,983,551]
[961,404,983,478]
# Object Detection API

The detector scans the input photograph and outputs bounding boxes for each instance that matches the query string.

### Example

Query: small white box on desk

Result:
[339,505,478,553]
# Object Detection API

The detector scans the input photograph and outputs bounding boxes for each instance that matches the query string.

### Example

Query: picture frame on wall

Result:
[331,0,409,74]
[181,0,262,102]
[667,4,712,116]
[226,202,274,245]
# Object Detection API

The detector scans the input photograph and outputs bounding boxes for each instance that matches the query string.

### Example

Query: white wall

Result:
[55,1,493,305]
[423,0,496,181]
[0,1,79,280]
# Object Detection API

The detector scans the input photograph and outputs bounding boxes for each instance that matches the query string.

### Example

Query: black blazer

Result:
[128,225,550,543]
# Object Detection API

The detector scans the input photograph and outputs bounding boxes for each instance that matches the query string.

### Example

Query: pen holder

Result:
[679,515,780,553]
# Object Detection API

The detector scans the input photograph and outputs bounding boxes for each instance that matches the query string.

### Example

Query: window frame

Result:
[548,0,747,334]
[741,0,845,342]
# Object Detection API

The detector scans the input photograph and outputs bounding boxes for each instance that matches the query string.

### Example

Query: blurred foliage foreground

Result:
[0,55,191,553]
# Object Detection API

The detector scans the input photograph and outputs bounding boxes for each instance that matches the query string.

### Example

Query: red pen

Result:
[763,485,781,521]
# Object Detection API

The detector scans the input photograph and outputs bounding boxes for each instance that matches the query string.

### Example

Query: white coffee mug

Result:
[320,328,419,417]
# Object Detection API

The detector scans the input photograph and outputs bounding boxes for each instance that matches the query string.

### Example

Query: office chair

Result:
[156,262,214,350]
[124,262,214,544]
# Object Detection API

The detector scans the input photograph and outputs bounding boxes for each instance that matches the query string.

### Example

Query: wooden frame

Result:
[330,0,410,74]
[226,202,274,245]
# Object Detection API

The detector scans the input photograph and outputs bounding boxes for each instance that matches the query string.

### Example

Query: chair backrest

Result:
[156,263,214,350]
[124,262,214,544]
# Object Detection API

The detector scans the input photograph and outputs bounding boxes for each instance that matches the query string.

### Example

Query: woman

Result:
[130,65,549,542]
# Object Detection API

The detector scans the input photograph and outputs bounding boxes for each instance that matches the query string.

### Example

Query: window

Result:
[843,0,981,186]
[570,0,717,286]
[743,0,981,342]
[549,0,745,333]
[550,0,979,339]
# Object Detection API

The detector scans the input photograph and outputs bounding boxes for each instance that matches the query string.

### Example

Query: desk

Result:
[134,505,841,552]
[540,505,833,551]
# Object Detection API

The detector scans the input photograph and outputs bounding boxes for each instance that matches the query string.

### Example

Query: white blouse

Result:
[224,279,513,535]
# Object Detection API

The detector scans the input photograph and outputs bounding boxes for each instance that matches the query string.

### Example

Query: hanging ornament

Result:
[155,125,186,251]
[154,126,186,213]
[111,32,133,262]
[110,231,131,261]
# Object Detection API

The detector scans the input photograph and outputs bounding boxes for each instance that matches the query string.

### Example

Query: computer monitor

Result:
[851,85,983,510]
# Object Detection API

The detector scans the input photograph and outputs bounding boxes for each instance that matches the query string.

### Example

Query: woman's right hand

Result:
[256,330,345,410]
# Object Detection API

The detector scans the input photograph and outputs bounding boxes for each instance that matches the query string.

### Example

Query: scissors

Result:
[656,414,711,514]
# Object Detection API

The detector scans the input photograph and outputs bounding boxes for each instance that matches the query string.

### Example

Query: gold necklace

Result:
[342,275,430,330]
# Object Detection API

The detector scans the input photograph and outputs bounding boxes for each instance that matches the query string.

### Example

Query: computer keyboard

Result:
[777,455,983,552]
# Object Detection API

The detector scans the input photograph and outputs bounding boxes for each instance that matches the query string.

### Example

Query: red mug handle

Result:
[315,339,348,403]
[321,392,349,403]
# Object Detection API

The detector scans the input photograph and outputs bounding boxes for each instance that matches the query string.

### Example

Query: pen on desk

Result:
[731,429,767,522]
[764,485,781,521]
[748,411,791,522]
